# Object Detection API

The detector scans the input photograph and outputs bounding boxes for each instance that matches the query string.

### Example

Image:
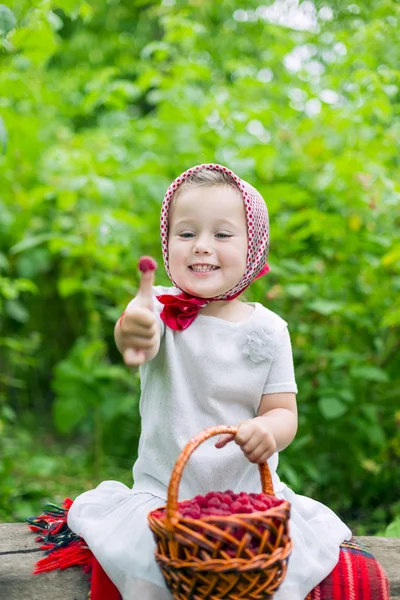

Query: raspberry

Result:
[208,497,221,508]
[252,500,268,512]
[238,496,249,505]
[238,505,253,514]
[231,501,243,513]
[138,256,157,272]
[194,495,208,508]
[210,508,229,516]
[220,494,233,505]
[183,508,201,519]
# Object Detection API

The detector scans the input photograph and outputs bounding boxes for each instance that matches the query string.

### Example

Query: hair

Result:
[172,169,242,201]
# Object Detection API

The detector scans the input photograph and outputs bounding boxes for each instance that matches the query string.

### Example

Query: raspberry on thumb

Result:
[136,256,157,309]
[138,257,157,273]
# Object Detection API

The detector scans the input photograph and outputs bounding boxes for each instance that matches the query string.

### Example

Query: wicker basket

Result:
[148,425,292,599]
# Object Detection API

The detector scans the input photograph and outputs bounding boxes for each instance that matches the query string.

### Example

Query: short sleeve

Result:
[262,326,298,395]
[125,285,168,337]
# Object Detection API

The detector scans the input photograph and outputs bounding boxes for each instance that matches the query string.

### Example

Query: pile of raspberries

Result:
[154,490,284,519]
[153,491,286,556]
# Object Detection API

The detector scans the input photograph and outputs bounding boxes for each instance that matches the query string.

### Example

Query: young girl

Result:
[68,164,352,600]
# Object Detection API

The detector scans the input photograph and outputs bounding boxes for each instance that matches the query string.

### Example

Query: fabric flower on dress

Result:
[244,329,275,363]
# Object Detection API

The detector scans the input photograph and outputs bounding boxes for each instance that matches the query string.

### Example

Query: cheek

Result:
[228,241,247,268]
[168,241,185,272]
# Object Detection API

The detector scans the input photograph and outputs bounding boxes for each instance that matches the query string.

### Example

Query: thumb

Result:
[136,256,157,309]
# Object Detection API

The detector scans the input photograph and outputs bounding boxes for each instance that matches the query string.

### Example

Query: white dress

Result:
[68,286,351,600]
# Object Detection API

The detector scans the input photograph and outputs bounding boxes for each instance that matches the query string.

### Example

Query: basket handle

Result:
[165,425,274,529]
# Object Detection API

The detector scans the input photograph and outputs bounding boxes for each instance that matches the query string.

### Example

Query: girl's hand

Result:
[117,258,160,367]
[215,419,277,464]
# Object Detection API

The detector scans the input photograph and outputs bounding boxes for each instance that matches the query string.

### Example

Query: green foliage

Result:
[0,421,132,521]
[381,517,400,538]
[0,0,399,534]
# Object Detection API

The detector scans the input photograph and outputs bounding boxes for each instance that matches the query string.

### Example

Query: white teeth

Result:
[190,265,218,272]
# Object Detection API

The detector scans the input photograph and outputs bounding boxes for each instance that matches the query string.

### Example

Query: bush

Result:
[1,0,399,531]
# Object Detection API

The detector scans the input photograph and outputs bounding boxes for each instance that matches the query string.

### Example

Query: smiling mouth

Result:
[189,265,220,273]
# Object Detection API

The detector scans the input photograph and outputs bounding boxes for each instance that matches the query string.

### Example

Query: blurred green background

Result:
[0,0,399,536]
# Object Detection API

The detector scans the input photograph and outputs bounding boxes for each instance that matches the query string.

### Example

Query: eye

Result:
[215,232,233,239]
[179,232,195,238]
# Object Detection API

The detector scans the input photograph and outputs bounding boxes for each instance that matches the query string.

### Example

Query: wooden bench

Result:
[1,523,399,599]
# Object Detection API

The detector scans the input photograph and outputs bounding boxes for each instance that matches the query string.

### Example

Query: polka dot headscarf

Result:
[160,163,270,301]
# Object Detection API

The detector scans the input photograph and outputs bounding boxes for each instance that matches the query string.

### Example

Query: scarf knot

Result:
[156,293,208,331]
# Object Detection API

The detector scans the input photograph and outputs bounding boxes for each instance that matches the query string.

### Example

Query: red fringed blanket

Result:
[26,499,390,600]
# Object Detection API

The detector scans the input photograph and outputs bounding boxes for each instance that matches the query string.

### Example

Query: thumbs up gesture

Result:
[116,257,160,367]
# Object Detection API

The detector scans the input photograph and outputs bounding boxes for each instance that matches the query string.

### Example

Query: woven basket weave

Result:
[148,425,292,599]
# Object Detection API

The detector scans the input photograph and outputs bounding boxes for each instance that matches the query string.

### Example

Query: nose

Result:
[193,234,212,255]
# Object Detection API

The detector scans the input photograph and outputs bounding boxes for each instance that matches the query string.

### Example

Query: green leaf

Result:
[360,404,379,421]
[53,395,88,434]
[47,11,64,32]
[141,41,172,60]
[16,248,52,278]
[0,252,8,271]
[382,306,400,327]
[286,284,309,298]
[28,455,59,477]
[10,19,57,66]
[58,277,83,298]
[278,462,302,489]
[337,389,355,403]
[309,300,343,316]
[358,405,386,446]
[0,5,16,37]
[383,518,400,538]
[350,366,389,383]
[1,405,16,422]
[0,116,7,154]
[5,300,29,323]
[55,0,82,17]
[10,233,55,255]
[319,397,348,419]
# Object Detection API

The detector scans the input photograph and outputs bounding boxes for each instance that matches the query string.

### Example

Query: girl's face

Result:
[168,185,248,298]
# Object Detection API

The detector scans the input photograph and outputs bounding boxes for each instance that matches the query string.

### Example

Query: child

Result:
[68,164,352,600]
